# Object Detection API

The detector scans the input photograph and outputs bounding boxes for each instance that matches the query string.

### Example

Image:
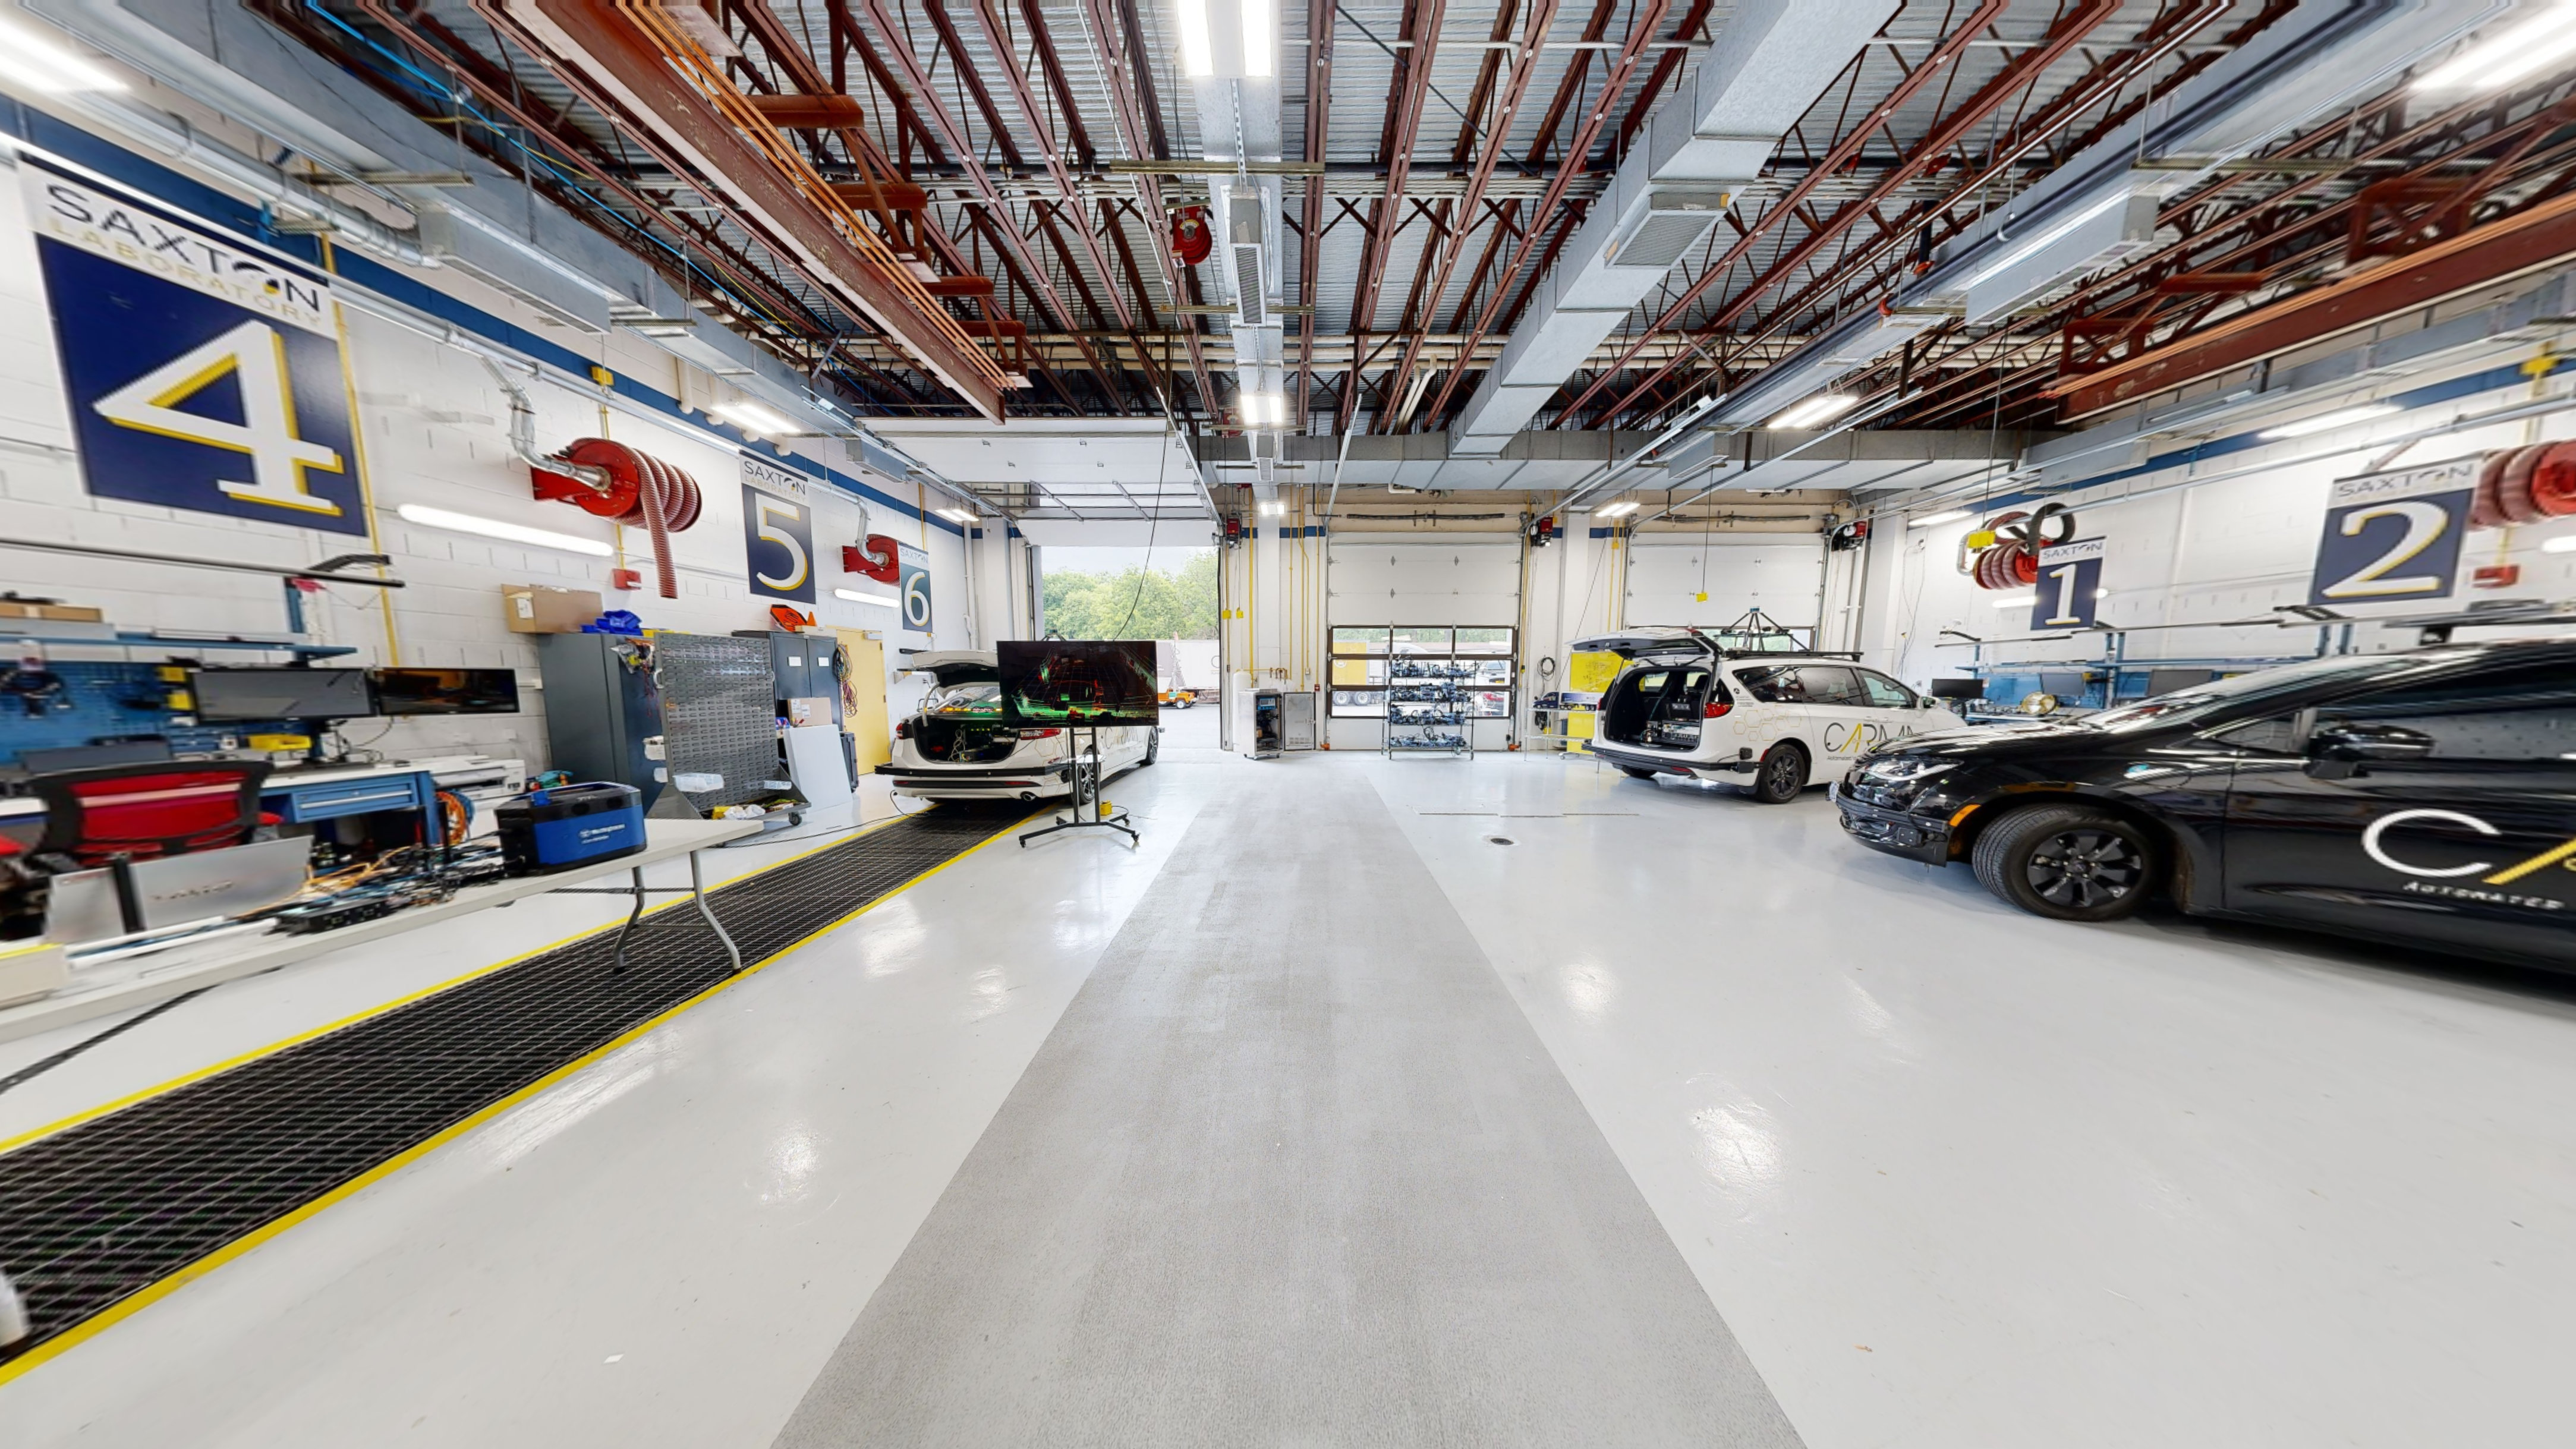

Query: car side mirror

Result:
[2306,721,2435,771]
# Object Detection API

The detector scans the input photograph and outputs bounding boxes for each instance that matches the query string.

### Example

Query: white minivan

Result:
[1574,628,1950,802]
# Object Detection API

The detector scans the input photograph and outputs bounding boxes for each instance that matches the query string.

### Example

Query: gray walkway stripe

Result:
[774,768,1804,1448]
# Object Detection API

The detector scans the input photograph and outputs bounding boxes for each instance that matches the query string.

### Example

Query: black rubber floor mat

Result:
[0,807,1017,1366]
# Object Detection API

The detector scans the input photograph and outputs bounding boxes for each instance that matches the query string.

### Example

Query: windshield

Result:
[2081,651,2462,731]
[924,681,1003,716]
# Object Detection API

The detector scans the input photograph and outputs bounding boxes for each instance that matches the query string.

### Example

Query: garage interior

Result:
[0,0,2571,1443]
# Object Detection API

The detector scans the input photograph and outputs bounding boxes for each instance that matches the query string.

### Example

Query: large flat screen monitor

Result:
[373,667,521,716]
[191,666,377,722]
[997,641,1159,727]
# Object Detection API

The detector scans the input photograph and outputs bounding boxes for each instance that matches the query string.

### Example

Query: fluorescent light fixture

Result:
[1964,187,2131,289]
[397,503,613,556]
[834,586,900,608]
[1240,390,1286,428]
[1595,499,1640,518]
[1908,509,1970,528]
[1770,393,1859,429]
[2257,403,2398,440]
[935,506,980,525]
[1177,0,1214,76]
[1258,500,1285,516]
[1239,0,1273,75]
[2416,5,2576,93]
[2543,534,2576,554]
[0,20,125,93]
[1991,593,2036,609]
[711,399,797,435]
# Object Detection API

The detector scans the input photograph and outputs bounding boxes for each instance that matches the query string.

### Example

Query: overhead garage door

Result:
[1327,540,1523,749]
[1328,540,1522,626]
[1624,538,1824,631]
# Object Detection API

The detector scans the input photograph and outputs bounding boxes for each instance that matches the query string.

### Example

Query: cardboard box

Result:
[0,600,105,623]
[502,583,603,634]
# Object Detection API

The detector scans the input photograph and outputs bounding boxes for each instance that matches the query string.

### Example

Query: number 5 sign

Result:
[2309,458,2478,607]
[742,482,816,603]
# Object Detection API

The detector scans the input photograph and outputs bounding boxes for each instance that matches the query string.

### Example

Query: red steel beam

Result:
[1086,0,1222,421]
[1558,0,2027,427]
[1341,0,1450,432]
[1594,0,2234,426]
[1413,0,1671,431]
[1295,0,1334,429]
[1378,0,1561,432]
[482,0,1009,415]
[862,0,1126,406]
[2059,172,2576,417]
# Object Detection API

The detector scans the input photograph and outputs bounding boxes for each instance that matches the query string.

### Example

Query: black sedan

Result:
[1832,640,2576,970]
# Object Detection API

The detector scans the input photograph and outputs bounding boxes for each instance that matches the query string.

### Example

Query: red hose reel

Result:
[1963,503,2075,590]
[529,438,704,598]
[2471,442,2576,528]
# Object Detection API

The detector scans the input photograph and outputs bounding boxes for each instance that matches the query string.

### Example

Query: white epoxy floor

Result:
[3,719,2572,1448]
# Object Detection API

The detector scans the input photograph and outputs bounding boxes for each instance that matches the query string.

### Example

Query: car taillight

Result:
[1020,727,1062,739]
[895,720,911,738]
[1703,701,1732,719]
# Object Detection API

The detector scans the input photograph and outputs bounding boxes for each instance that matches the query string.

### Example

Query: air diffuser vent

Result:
[1231,242,1267,326]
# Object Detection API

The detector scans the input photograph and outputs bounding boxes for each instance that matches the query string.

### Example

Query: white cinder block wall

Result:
[1856,387,2576,692]
[0,147,968,774]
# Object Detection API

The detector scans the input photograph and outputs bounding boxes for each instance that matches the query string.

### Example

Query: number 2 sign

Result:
[2309,458,2478,607]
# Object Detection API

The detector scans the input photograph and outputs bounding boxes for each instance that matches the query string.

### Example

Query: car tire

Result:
[1972,805,2159,922]
[1743,742,1807,804]
[1141,729,1160,767]
[1617,765,1658,780]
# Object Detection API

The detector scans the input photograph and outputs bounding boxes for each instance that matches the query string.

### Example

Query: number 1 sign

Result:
[2030,537,2105,632]
[2309,458,2478,607]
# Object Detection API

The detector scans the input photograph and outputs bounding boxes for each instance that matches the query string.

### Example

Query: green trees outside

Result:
[1041,551,1218,640]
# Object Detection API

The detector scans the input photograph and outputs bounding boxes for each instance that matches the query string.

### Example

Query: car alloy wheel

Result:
[1746,742,1806,804]
[2023,827,2145,911]
[1972,804,2159,922]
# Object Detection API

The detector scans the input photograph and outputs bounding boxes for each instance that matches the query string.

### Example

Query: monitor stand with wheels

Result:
[1019,724,1137,848]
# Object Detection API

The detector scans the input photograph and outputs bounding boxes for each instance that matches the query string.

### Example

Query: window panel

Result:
[2322,664,2576,763]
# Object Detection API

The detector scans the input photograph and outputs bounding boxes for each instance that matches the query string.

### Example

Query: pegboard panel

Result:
[651,632,780,809]
[0,662,297,766]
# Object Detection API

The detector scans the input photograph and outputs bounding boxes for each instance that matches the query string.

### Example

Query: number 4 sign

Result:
[2309,458,2478,607]
[2030,537,2105,632]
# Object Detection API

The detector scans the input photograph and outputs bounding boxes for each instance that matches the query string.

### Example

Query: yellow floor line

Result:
[0,812,912,1161]
[0,811,1024,1388]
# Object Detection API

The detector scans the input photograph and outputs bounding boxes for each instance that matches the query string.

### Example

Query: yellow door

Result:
[835,628,892,773]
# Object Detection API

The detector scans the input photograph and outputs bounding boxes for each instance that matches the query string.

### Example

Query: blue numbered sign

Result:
[2030,537,2105,632]
[2309,458,2477,607]
[21,158,369,534]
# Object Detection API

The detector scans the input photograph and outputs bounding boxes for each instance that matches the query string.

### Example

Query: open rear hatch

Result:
[900,651,1016,761]
[1598,659,1730,751]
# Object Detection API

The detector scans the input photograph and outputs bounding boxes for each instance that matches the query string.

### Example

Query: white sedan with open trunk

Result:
[1574,628,1951,802]
[876,650,1157,802]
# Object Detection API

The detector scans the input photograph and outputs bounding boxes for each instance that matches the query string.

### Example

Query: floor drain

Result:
[1487,836,1515,846]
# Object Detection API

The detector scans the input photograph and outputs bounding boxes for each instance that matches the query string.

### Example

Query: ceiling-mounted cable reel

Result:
[1959,503,2075,590]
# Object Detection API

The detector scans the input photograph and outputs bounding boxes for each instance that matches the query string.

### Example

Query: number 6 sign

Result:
[2309,458,2478,607]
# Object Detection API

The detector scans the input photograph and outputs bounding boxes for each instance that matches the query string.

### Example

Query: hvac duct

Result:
[1691,0,2508,466]
[1909,0,2506,319]
[1446,0,1903,453]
